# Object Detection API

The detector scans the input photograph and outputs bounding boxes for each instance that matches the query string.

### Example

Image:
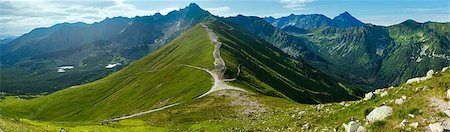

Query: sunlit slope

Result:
[206,19,358,103]
[0,20,358,123]
[0,25,215,121]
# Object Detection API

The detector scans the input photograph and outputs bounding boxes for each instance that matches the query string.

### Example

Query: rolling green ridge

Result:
[1,65,448,131]
[0,19,357,124]
[0,25,215,121]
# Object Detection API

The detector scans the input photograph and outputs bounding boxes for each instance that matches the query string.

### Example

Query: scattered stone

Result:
[298,115,302,120]
[364,92,374,101]
[402,96,407,100]
[374,89,383,94]
[443,120,450,131]
[291,114,296,118]
[298,111,305,115]
[302,123,310,130]
[408,114,415,118]
[423,86,429,91]
[345,103,351,107]
[429,123,444,132]
[395,98,405,104]
[380,91,388,97]
[366,106,393,123]
[398,119,407,127]
[409,122,419,128]
[343,121,365,132]
[447,89,450,100]
[443,110,450,117]
[442,66,449,72]
[340,102,346,106]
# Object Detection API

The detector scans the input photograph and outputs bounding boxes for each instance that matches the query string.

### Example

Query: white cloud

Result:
[279,0,316,11]
[0,0,179,35]
[205,7,231,16]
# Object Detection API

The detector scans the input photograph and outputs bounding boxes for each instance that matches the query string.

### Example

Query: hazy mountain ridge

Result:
[264,11,365,30]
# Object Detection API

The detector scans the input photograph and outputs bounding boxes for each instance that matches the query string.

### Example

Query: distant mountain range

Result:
[264,11,365,30]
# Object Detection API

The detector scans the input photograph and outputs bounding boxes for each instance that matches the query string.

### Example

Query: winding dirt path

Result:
[193,24,246,98]
[103,24,245,122]
[103,103,181,122]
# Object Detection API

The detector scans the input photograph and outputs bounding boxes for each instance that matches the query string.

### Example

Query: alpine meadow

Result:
[0,1,449,131]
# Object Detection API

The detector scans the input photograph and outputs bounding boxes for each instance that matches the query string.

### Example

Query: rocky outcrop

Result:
[366,106,393,123]
[364,92,374,101]
[406,70,434,84]
[343,121,366,132]
[429,123,444,132]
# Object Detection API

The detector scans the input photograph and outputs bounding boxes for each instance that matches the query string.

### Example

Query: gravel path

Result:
[103,103,181,122]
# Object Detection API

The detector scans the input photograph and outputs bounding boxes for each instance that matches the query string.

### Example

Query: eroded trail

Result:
[103,24,245,122]
[103,103,181,122]
[193,24,246,98]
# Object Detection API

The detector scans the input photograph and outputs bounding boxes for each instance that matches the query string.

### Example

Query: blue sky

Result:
[0,0,449,35]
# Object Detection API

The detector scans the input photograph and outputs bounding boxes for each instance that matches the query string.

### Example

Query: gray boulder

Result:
[364,92,374,101]
[343,121,365,132]
[366,106,393,123]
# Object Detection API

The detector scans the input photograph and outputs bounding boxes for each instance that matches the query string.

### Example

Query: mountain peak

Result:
[187,3,201,9]
[333,11,364,28]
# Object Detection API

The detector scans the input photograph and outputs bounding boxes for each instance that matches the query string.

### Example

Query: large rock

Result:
[366,106,393,123]
[429,123,444,132]
[364,92,374,101]
[343,121,365,132]
[380,91,388,97]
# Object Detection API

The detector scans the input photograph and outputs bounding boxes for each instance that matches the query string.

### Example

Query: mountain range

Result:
[0,3,449,131]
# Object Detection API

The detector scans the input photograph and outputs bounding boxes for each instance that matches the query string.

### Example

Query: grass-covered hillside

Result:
[0,24,216,122]
[0,18,358,126]
[0,65,448,131]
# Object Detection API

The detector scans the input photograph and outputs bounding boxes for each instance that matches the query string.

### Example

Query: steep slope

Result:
[226,15,328,63]
[0,19,358,123]
[300,20,449,89]
[0,3,211,94]
[207,19,358,103]
[304,25,394,88]
[378,20,450,86]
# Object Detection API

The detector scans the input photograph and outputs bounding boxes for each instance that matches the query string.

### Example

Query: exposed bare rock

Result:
[364,92,374,101]
[409,122,419,128]
[366,106,393,123]
[343,121,365,132]
[406,70,434,84]
[429,123,444,132]
[380,91,388,97]
[395,98,404,105]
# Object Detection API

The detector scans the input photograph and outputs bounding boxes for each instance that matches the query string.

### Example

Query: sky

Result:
[0,0,449,36]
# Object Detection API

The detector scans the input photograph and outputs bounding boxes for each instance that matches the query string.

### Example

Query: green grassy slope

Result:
[207,19,359,103]
[0,25,215,122]
[0,19,358,124]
